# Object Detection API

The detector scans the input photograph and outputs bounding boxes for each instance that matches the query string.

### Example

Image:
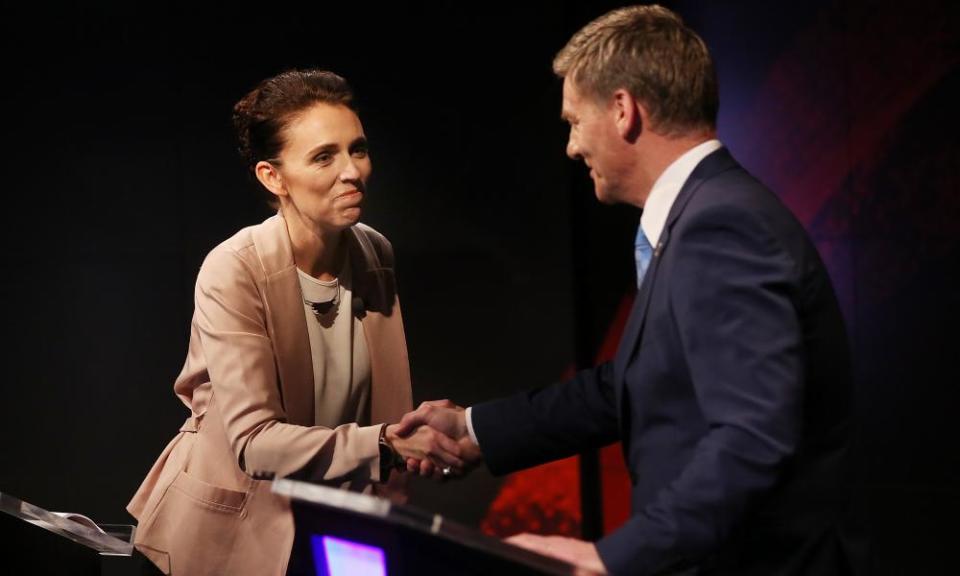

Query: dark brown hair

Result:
[232,69,357,170]
[553,5,718,135]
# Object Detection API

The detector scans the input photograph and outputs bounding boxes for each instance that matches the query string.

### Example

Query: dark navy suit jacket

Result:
[472,149,854,575]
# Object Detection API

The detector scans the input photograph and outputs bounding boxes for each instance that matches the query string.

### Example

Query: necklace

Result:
[303,277,341,320]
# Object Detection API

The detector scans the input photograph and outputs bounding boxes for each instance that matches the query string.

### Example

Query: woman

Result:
[127,69,461,575]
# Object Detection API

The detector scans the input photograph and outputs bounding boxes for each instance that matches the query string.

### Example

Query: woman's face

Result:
[271,102,371,233]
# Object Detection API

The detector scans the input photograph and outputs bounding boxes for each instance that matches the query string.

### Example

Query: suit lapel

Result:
[614,235,664,395]
[613,148,739,396]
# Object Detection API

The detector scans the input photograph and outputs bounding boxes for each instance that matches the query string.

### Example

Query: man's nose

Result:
[566,136,581,160]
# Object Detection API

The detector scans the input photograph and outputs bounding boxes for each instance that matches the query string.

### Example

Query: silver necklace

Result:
[305,278,341,320]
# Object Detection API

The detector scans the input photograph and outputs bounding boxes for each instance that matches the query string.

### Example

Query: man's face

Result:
[561,77,628,204]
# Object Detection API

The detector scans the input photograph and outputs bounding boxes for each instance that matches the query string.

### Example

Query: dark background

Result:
[1,1,957,573]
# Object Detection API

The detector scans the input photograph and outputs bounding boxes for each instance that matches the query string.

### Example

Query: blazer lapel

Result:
[248,218,412,430]
[347,226,412,424]
[252,214,315,427]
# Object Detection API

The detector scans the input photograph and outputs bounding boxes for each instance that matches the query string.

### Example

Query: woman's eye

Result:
[314,153,333,164]
[351,146,369,158]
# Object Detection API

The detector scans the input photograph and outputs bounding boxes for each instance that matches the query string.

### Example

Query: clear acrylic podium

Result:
[274,478,576,576]
[0,490,137,575]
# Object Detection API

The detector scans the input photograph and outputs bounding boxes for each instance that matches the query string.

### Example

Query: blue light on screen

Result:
[311,535,387,576]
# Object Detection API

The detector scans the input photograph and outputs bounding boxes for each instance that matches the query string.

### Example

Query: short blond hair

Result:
[553,5,718,135]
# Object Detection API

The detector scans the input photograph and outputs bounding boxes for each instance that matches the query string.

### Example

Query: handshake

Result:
[382,400,607,574]
[384,400,483,481]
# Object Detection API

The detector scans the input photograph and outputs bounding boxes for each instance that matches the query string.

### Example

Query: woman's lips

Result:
[337,189,364,204]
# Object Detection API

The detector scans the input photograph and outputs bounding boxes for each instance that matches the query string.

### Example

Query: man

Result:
[398,5,854,575]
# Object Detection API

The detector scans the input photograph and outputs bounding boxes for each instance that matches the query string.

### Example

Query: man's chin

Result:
[593,186,618,205]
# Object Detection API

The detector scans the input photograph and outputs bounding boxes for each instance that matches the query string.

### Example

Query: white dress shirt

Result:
[641,139,723,247]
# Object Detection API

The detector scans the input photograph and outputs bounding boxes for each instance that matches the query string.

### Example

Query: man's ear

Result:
[254,160,286,201]
[612,88,644,142]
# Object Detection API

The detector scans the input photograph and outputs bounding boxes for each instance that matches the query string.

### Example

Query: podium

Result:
[274,478,576,576]
[0,490,137,575]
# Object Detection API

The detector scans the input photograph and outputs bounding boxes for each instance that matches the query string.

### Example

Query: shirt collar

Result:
[640,139,723,246]
[297,259,351,305]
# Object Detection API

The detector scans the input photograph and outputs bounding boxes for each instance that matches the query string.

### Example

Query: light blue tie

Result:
[635,227,653,289]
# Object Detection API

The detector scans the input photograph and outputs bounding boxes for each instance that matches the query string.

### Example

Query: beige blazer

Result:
[127,213,412,575]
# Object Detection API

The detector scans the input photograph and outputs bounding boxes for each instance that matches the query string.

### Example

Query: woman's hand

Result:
[393,399,484,480]
[385,423,463,477]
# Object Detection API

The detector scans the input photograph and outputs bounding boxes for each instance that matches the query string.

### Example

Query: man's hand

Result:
[395,399,468,439]
[505,534,607,575]
[385,422,463,474]
[394,400,483,478]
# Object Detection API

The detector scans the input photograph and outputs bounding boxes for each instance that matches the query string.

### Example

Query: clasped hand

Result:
[386,400,482,480]
[386,401,606,574]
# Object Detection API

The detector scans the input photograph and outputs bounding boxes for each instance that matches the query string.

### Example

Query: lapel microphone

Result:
[352,295,367,319]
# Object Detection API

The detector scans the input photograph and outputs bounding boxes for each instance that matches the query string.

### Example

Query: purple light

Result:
[311,535,387,576]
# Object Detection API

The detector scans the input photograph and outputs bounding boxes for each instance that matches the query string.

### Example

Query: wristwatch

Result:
[378,423,403,482]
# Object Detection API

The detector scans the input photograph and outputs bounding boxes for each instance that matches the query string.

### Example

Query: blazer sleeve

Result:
[597,203,805,575]
[194,245,383,484]
[471,361,620,475]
